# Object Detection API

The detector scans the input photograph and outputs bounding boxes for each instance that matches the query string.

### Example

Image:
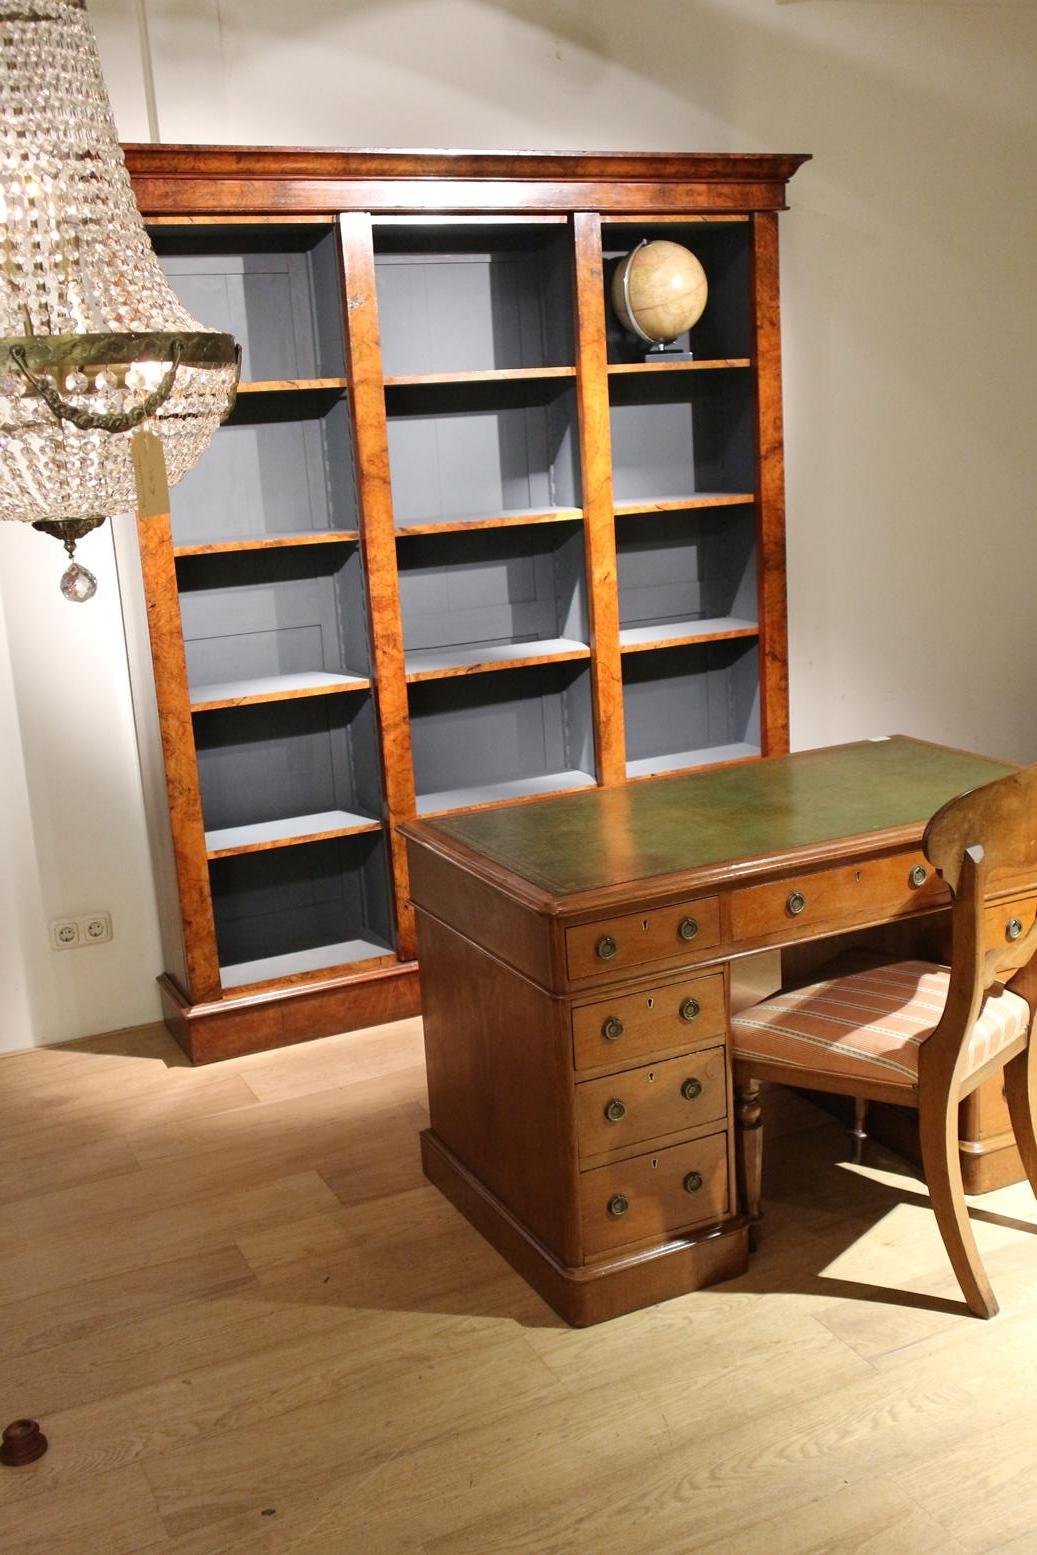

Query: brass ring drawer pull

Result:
[596,934,618,960]
[786,890,806,917]
[910,864,928,888]
[608,1194,629,1218]
[681,1077,703,1101]
[677,916,699,942]
[684,1171,703,1194]
[679,996,700,1023]
[1007,917,1025,941]
[601,1016,624,1042]
[604,1097,627,1124]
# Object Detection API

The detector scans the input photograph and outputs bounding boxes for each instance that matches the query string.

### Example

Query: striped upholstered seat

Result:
[731,959,1030,1088]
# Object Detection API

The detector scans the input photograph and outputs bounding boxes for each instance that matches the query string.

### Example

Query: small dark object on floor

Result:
[1,1419,48,1466]
[261,1509,277,1517]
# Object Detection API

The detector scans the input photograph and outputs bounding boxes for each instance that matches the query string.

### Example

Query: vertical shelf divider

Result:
[136,511,222,1001]
[751,211,791,757]
[339,212,418,959]
[572,211,626,786]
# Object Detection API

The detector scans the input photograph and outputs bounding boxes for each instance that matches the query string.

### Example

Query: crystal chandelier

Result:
[0,0,238,601]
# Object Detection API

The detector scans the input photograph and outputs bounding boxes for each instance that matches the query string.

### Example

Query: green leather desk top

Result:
[421,738,1016,899]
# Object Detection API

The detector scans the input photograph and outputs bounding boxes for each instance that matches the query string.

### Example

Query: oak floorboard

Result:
[0,1171,340,1305]
[0,1245,255,1361]
[2,1019,1037,1553]
[230,1016,425,1106]
[0,1464,165,1555]
[679,1478,965,1555]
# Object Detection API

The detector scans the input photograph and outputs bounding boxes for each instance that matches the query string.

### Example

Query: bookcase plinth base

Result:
[158,962,422,1065]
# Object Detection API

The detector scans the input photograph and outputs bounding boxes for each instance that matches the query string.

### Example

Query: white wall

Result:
[1,0,1035,1051]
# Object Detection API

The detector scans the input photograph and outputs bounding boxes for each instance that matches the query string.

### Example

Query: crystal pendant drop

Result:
[59,562,98,603]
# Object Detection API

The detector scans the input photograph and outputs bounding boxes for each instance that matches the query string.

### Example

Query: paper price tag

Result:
[131,428,171,519]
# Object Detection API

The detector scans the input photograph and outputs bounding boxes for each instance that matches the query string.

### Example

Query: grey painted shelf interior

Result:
[169,390,358,551]
[210,833,395,988]
[623,639,761,778]
[143,211,772,989]
[398,523,588,677]
[410,661,596,814]
[196,690,392,984]
[153,222,346,382]
[602,220,751,365]
[386,379,581,528]
[194,695,384,845]
[616,505,758,652]
[374,221,573,377]
[609,371,754,505]
[177,544,371,699]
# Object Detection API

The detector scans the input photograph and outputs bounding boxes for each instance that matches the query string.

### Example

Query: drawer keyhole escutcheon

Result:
[787,890,806,917]
[677,916,699,942]
[596,934,618,961]
[910,864,928,888]
[681,1077,703,1101]
[684,1171,704,1194]
[1007,917,1025,941]
[608,1194,629,1218]
[647,997,654,1009]
[679,996,700,1023]
[601,1016,624,1042]
[604,1097,626,1124]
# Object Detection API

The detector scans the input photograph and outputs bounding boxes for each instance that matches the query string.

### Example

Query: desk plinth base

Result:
[421,1130,749,1327]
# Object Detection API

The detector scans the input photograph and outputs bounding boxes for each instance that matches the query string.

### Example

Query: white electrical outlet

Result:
[80,911,112,945]
[50,911,112,950]
[50,918,80,950]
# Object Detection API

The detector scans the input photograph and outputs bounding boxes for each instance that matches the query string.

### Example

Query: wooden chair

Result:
[732,763,1037,1318]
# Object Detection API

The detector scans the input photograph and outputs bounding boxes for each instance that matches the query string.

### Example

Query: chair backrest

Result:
[923,763,1037,1045]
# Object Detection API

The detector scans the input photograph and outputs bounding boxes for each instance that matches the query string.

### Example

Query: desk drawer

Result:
[986,894,1037,950]
[566,897,721,981]
[572,971,726,1072]
[581,1131,729,1257]
[576,1045,727,1158]
[730,851,946,946]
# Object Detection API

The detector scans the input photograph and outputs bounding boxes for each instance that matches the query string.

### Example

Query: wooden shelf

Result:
[614,494,755,517]
[626,742,761,779]
[619,618,759,654]
[416,768,597,817]
[236,377,348,394]
[405,638,590,683]
[205,809,381,859]
[190,671,371,712]
[395,505,583,538]
[604,213,751,226]
[608,359,750,375]
[384,367,576,387]
[220,937,396,991]
[174,530,358,557]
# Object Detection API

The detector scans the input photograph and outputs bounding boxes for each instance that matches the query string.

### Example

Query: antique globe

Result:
[0,0,239,600]
[611,239,709,348]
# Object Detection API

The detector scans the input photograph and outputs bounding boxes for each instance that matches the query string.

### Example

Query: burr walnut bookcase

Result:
[120,147,809,1064]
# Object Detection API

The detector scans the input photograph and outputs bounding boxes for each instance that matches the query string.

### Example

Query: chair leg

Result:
[850,1096,869,1165]
[918,1095,999,1319]
[1003,1042,1037,1196]
[734,1077,763,1250]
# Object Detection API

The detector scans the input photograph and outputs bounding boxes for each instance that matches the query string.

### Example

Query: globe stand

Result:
[643,340,695,363]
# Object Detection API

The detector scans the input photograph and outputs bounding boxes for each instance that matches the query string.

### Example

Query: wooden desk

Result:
[400,737,1036,1325]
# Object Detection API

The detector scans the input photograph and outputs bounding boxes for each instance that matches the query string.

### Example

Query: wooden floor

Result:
[3,1020,1037,1555]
